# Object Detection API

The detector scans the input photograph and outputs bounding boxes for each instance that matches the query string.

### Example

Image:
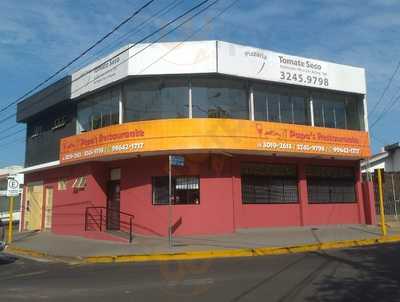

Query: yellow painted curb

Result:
[7,235,400,265]
[6,246,49,259]
[83,235,400,264]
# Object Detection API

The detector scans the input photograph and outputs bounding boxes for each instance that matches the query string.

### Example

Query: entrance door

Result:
[44,187,53,229]
[107,181,120,230]
[24,182,44,231]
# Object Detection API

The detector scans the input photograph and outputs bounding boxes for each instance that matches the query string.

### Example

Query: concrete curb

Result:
[84,235,400,264]
[6,235,400,265]
[4,246,81,264]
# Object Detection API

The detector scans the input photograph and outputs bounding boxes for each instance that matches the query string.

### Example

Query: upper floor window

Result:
[73,76,365,133]
[31,125,42,138]
[192,78,249,119]
[124,78,189,122]
[313,93,362,130]
[77,88,120,132]
[52,116,66,130]
[253,85,310,125]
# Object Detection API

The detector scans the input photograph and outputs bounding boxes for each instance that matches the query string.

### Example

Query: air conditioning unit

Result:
[72,176,87,189]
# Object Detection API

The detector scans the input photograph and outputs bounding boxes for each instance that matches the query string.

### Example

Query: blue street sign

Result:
[171,155,184,167]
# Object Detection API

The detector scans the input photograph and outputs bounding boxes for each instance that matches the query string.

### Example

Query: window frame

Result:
[77,87,120,133]
[191,77,250,120]
[123,77,190,122]
[152,175,200,206]
[253,84,310,126]
[312,93,362,130]
[241,163,299,204]
[306,165,357,204]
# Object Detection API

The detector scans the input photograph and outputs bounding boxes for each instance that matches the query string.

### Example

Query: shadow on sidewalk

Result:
[11,230,40,243]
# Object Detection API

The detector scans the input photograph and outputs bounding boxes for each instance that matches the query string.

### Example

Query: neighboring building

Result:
[361,143,400,173]
[361,143,400,217]
[0,166,24,226]
[16,41,375,240]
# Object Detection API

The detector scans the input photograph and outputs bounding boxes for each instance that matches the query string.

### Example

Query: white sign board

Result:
[7,177,20,197]
[128,41,217,76]
[70,40,366,98]
[217,41,366,94]
[71,45,130,98]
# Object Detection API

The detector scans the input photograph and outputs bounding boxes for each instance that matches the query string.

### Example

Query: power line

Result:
[370,92,400,129]
[370,132,388,146]
[0,0,215,128]
[137,0,240,76]
[0,128,25,141]
[1,123,21,134]
[76,0,186,70]
[0,0,240,157]
[0,135,25,149]
[368,60,400,119]
[70,0,220,100]
[0,0,156,115]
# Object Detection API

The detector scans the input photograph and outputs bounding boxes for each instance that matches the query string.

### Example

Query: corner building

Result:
[17,41,376,240]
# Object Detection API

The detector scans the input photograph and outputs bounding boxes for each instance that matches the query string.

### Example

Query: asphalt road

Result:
[1,243,400,302]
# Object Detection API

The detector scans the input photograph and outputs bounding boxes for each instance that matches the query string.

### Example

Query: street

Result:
[1,243,400,301]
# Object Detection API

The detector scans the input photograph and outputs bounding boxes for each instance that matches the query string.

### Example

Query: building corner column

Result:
[298,162,308,226]
[355,162,366,224]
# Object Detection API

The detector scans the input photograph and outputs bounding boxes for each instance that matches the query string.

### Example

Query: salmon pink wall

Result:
[23,162,108,236]
[233,156,364,228]
[22,154,370,240]
[120,155,235,236]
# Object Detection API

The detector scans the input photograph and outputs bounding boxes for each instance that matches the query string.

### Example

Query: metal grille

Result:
[241,175,298,204]
[374,172,400,217]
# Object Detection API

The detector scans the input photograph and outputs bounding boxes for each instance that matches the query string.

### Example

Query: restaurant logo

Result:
[245,49,267,74]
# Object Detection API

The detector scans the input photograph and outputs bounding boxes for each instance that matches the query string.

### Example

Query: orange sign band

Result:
[60,118,371,164]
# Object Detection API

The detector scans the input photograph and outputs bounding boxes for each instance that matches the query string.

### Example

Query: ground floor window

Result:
[306,166,356,203]
[152,176,200,205]
[241,163,298,204]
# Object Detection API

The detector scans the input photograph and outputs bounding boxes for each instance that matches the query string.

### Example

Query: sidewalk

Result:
[6,224,400,262]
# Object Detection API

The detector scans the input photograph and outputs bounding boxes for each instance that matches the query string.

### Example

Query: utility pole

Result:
[377,168,387,236]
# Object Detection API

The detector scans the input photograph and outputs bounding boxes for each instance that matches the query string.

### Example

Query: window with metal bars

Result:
[241,163,298,204]
[306,166,356,203]
[152,176,200,205]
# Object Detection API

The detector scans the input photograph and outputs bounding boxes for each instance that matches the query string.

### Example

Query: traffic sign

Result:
[7,177,20,197]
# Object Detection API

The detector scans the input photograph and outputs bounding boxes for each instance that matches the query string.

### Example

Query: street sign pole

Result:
[167,155,184,248]
[168,155,172,248]
[6,176,20,244]
[8,196,14,244]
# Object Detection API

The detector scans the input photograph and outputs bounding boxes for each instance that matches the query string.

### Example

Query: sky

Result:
[0,0,400,167]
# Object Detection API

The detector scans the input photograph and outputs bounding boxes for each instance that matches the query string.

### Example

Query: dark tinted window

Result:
[77,88,119,132]
[313,93,362,130]
[253,85,309,125]
[192,78,248,119]
[124,78,189,122]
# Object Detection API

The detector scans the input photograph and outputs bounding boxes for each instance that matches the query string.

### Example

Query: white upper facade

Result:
[71,40,366,99]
